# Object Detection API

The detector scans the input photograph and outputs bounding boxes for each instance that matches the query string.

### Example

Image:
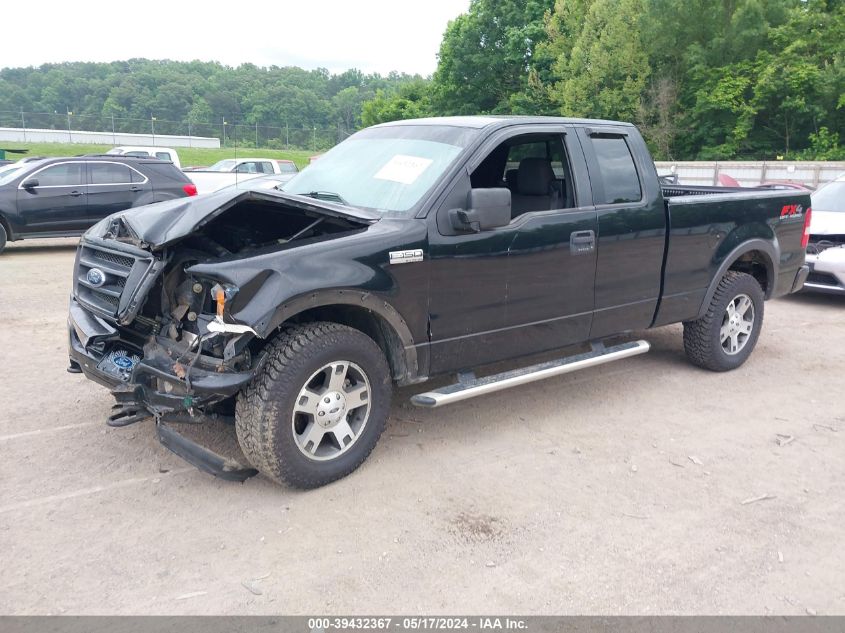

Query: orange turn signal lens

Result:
[215,288,225,318]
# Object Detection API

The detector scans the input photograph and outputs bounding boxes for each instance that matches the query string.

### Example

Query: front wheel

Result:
[683,271,765,372]
[0,223,7,254]
[235,322,392,488]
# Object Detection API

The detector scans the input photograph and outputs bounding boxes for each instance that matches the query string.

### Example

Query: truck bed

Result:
[654,188,811,327]
[661,184,746,198]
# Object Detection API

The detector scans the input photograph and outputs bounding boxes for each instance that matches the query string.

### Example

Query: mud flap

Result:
[156,419,258,482]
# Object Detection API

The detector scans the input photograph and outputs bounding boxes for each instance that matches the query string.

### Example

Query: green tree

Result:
[332,86,362,132]
[548,0,651,122]
[360,80,433,127]
[431,0,554,114]
[187,98,213,124]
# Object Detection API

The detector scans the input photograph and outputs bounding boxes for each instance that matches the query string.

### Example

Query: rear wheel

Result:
[0,223,7,254]
[235,322,392,488]
[683,271,764,371]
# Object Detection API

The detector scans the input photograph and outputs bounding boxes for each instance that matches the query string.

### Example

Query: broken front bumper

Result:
[67,296,255,415]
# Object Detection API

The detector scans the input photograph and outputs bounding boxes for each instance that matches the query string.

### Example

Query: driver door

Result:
[426,127,598,375]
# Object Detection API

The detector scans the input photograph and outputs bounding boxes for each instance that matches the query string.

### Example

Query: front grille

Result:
[806,271,842,288]
[92,249,135,269]
[75,242,153,319]
[98,293,120,307]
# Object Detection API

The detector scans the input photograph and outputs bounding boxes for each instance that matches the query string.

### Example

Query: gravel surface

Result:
[1,238,843,615]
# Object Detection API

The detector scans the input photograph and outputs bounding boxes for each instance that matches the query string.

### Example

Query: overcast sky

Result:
[1,0,470,75]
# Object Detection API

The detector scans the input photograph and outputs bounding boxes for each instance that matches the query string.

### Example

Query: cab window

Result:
[470,133,575,220]
[589,136,642,204]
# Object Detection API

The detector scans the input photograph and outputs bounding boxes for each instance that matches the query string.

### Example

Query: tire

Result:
[235,322,392,488]
[0,223,7,254]
[683,271,765,372]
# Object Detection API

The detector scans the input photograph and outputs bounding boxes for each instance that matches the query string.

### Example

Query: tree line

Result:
[372,0,844,160]
[0,0,842,159]
[0,60,424,143]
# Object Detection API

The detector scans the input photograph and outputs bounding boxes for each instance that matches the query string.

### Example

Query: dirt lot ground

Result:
[1,238,843,616]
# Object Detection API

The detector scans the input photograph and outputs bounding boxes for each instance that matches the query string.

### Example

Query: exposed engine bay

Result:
[178,199,367,257]
[129,199,368,390]
[70,192,376,425]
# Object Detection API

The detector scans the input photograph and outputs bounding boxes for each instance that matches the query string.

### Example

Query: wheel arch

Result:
[264,290,423,386]
[695,238,778,320]
[0,212,13,240]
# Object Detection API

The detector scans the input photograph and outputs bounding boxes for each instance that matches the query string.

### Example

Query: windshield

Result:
[0,165,22,186]
[812,181,845,212]
[208,159,238,172]
[284,125,478,214]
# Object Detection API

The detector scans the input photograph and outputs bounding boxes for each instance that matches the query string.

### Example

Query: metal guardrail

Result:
[0,110,351,151]
[655,161,845,188]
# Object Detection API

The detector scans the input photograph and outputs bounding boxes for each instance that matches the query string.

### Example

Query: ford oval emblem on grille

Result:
[86,268,106,287]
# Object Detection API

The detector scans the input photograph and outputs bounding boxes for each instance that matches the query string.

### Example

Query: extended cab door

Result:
[87,161,151,222]
[426,125,598,374]
[16,161,89,234]
[576,126,667,338]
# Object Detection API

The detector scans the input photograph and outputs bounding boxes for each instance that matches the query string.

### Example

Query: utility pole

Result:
[222,117,227,147]
[151,115,157,146]
[313,126,317,151]
[285,122,289,150]
[111,114,116,145]
[255,122,259,149]
[20,110,26,142]
[67,109,72,143]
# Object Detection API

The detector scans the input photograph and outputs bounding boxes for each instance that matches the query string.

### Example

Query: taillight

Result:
[801,207,812,249]
[183,183,198,196]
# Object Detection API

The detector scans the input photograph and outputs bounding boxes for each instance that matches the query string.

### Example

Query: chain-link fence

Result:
[0,111,350,151]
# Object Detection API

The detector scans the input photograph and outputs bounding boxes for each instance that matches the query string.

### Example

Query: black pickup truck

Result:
[67,116,811,488]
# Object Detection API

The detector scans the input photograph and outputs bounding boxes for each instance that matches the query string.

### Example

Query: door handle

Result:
[570,230,595,254]
[69,190,85,197]
[130,186,142,192]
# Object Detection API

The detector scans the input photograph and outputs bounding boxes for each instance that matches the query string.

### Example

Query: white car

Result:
[216,173,295,193]
[187,158,299,194]
[804,174,845,295]
[106,146,181,168]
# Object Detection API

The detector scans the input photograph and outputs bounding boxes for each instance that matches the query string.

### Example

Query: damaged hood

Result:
[114,189,380,248]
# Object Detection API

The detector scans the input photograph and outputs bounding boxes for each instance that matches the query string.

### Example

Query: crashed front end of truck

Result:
[67,189,377,479]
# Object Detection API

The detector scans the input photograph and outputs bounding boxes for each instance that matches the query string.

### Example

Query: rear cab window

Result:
[588,135,642,205]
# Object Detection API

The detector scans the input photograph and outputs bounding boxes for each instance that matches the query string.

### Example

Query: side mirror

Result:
[22,178,39,189]
[450,188,511,232]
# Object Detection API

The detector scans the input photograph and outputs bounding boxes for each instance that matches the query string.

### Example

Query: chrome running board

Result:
[411,340,650,408]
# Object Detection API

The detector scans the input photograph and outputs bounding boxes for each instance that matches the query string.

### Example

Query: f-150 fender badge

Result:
[389,249,424,264]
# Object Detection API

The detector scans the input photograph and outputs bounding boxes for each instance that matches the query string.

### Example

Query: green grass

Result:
[2,142,314,169]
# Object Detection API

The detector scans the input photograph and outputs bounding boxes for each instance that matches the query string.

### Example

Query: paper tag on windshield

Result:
[374,155,433,185]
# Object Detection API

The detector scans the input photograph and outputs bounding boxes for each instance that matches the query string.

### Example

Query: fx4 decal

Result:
[780,204,805,218]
